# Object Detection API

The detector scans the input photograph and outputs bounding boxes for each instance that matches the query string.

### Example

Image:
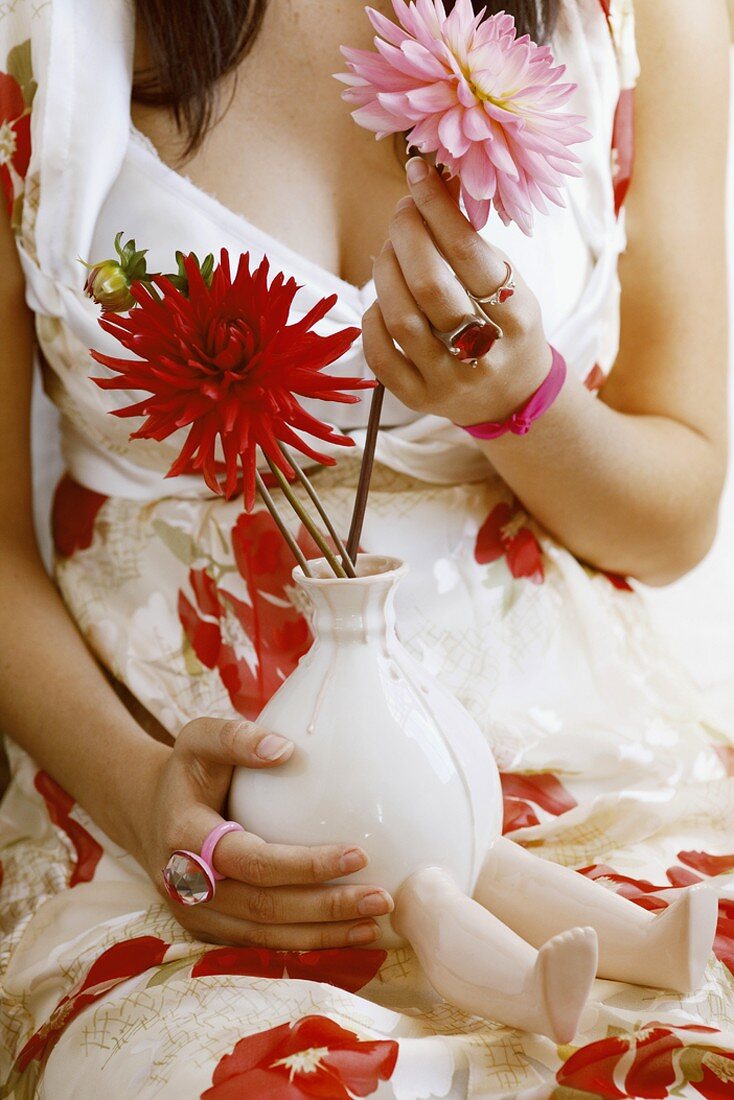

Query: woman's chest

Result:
[130,5,410,289]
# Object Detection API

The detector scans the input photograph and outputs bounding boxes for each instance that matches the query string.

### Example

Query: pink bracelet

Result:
[458,346,567,440]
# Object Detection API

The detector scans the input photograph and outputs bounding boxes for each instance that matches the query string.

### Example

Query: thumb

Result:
[177,717,295,772]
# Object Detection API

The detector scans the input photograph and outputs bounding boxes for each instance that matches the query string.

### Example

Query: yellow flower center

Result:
[0,119,17,166]
[272,1046,330,1081]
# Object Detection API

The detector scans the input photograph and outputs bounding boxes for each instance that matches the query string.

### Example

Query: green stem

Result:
[277,443,356,578]
[264,459,347,579]
[255,471,312,577]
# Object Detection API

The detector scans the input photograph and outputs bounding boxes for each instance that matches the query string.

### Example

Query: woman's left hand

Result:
[363,157,551,427]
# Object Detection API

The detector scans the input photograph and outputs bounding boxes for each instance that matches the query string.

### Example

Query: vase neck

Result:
[296,561,404,645]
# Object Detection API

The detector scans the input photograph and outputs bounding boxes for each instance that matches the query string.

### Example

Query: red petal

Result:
[475,502,512,564]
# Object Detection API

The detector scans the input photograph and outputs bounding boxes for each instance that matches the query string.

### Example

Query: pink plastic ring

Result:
[201,821,245,881]
[162,821,245,906]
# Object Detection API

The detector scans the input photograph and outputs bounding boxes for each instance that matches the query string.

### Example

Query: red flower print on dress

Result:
[714,744,734,776]
[0,69,31,216]
[15,936,169,1075]
[602,570,634,592]
[201,1015,398,1100]
[52,475,108,558]
[555,1025,734,1100]
[576,863,670,912]
[475,501,544,584]
[677,851,734,878]
[178,511,312,719]
[499,771,577,834]
[577,863,734,979]
[584,364,606,392]
[191,945,386,994]
[33,771,103,887]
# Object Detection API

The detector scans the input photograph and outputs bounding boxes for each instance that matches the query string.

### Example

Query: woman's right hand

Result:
[134,717,394,948]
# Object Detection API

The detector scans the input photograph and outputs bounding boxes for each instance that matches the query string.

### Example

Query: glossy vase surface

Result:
[228,555,503,945]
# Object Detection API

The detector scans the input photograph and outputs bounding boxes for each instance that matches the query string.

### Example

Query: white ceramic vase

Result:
[228,553,503,946]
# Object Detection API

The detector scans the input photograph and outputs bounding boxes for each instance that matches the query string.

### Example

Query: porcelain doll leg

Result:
[393,867,598,1043]
[474,837,718,992]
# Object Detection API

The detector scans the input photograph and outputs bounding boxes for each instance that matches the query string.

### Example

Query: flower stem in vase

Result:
[254,470,312,576]
[264,459,348,579]
[277,442,356,578]
[346,381,385,563]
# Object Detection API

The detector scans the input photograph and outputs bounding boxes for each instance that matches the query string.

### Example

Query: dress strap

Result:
[12,0,134,315]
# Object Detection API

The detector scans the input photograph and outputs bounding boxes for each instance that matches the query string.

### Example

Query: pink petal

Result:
[461,190,491,230]
[366,6,411,47]
[462,105,493,142]
[438,105,471,157]
[351,102,406,135]
[404,80,457,113]
[459,141,496,200]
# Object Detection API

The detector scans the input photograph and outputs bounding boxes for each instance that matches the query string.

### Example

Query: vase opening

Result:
[295,554,406,584]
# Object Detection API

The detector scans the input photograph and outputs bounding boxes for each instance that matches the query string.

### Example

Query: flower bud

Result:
[80,231,149,313]
[83,261,136,313]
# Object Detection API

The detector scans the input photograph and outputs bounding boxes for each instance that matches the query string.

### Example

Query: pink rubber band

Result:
[458,345,567,440]
[200,821,245,882]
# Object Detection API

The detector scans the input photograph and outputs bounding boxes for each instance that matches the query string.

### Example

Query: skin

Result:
[0,0,729,946]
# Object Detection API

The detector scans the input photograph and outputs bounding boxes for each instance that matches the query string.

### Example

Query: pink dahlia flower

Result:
[337,0,589,233]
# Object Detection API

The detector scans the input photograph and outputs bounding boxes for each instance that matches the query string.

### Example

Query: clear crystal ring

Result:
[467,261,516,308]
[431,298,503,369]
[162,820,245,906]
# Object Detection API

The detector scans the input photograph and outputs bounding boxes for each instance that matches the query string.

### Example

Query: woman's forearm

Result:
[0,536,170,853]
[478,371,725,585]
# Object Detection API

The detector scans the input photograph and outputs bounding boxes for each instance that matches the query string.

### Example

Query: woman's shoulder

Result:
[632,0,729,55]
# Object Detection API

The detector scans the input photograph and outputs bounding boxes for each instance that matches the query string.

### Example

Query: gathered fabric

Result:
[2,1,734,1097]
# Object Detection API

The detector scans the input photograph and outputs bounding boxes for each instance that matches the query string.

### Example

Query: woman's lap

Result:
[2,469,734,1096]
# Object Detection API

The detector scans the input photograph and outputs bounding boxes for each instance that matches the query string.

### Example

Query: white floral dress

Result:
[2,1,734,1098]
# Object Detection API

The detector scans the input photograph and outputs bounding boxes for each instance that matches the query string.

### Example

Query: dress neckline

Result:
[127,124,376,305]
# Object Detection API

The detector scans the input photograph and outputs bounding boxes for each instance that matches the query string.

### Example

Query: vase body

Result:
[228,555,503,946]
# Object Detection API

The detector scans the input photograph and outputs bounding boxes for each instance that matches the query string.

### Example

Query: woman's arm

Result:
[0,213,391,946]
[364,0,730,586]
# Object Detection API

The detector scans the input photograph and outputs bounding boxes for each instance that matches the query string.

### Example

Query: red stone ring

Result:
[468,261,516,309]
[432,299,503,369]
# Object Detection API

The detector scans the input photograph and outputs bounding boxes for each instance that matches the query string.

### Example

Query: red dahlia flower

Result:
[91,250,368,509]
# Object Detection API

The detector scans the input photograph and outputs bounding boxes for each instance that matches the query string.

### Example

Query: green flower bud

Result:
[81,231,149,313]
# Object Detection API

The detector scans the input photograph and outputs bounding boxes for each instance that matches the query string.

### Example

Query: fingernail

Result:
[406,157,429,183]
[394,195,413,212]
[358,890,394,917]
[340,848,367,874]
[348,921,380,945]
[255,734,292,761]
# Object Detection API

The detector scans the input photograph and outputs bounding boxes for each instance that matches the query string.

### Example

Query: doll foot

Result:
[599,884,718,993]
[535,926,598,1043]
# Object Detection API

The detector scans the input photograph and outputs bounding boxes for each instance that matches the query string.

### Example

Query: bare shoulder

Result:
[633,0,729,99]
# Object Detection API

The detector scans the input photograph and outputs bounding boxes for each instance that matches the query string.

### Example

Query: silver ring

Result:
[431,299,503,369]
[467,261,516,308]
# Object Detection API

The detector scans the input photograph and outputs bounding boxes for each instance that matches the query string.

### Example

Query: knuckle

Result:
[326,891,347,921]
[415,188,443,216]
[217,718,245,758]
[453,234,484,267]
[363,345,391,379]
[246,888,279,923]
[239,847,271,886]
[390,312,424,345]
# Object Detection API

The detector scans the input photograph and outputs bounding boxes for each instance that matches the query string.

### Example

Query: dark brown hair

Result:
[133,1,560,154]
